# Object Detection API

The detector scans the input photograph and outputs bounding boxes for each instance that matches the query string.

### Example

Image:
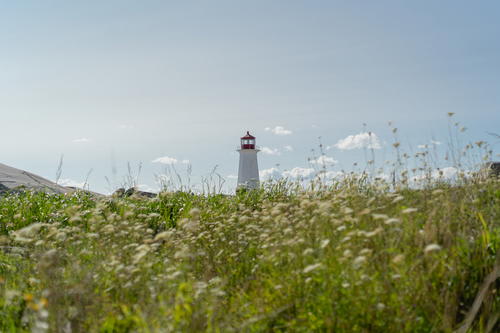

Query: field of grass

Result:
[0,173,498,332]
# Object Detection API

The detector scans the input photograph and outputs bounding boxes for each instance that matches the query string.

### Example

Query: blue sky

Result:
[1,1,499,193]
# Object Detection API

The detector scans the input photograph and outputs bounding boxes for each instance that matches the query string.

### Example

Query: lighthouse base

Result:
[237,149,260,190]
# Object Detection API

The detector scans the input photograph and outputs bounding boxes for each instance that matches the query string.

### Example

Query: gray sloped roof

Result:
[0,163,72,195]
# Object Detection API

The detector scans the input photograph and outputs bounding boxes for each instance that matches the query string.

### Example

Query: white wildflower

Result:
[320,239,330,249]
[372,214,388,220]
[424,244,442,254]
[392,196,404,203]
[392,254,405,264]
[303,248,314,256]
[359,248,373,256]
[343,249,352,258]
[385,218,401,225]
[303,263,322,274]
[353,256,367,268]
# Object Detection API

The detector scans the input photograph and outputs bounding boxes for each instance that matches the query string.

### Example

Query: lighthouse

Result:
[237,131,260,190]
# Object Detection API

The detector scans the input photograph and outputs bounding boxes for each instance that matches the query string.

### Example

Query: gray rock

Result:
[113,187,156,198]
[0,163,73,195]
[487,162,500,177]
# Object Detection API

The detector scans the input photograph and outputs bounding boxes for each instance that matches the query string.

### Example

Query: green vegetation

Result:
[0,176,498,332]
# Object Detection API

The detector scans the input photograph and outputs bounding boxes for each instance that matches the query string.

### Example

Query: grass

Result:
[0,174,498,332]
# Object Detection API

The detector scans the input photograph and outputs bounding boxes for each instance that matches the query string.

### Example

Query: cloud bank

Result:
[152,156,190,165]
[332,132,381,150]
[72,138,90,143]
[58,178,86,188]
[309,156,338,165]
[261,147,281,155]
[265,126,292,136]
[152,156,178,165]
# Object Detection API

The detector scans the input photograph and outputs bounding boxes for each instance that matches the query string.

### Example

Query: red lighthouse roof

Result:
[240,131,256,150]
[241,131,255,140]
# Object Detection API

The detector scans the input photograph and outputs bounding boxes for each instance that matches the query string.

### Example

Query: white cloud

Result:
[137,184,159,193]
[152,156,178,165]
[282,167,315,179]
[265,126,292,136]
[310,155,338,165]
[323,170,344,179]
[261,146,281,155]
[58,178,86,188]
[433,167,458,179]
[418,140,442,149]
[259,167,282,180]
[72,138,90,143]
[318,170,345,184]
[332,132,381,150]
[284,145,294,152]
[411,167,459,184]
[119,124,134,129]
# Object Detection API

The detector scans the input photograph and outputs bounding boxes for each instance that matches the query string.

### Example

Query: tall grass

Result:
[0,120,499,332]
[0,175,498,331]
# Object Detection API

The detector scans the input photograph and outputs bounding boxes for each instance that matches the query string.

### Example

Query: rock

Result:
[480,162,500,179]
[113,187,156,199]
[0,163,73,196]
[487,162,500,177]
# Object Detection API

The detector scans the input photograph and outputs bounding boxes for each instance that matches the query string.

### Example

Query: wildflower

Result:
[402,208,418,214]
[12,223,47,243]
[385,218,401,225]
[360,274,370,281]
[55,231,67,242]
[392,254,405,264]
[424,244,442,254]
[211,288,226,297]
[358,208,371,216]
[365,227,384,238]
[376,303,386,311]
[303,248,314,256]
[372,213,388,220]
[303,263,322,274]
[132,245,150,263]
[341,236,351,243]
[359,248,373,256]
[342,207,354,215]
[102,225,115,234]
[353,256,367,268]
[320,239,330,249]
[154,231,171,242]
[392,196,404,203]
[5,290,21,304]
[343,249,352,258]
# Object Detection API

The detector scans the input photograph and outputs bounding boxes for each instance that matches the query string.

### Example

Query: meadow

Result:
[0,121,499,332]
[0,173,498,332]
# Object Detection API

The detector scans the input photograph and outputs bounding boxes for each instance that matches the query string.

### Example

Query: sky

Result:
[1,1,499,193]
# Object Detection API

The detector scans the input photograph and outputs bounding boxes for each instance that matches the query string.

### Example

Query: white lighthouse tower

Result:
[237,131,260,190]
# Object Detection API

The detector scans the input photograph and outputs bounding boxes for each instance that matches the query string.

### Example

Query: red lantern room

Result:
[240,131,256,150]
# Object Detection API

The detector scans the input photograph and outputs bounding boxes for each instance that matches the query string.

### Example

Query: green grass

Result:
[0,177,499,332]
